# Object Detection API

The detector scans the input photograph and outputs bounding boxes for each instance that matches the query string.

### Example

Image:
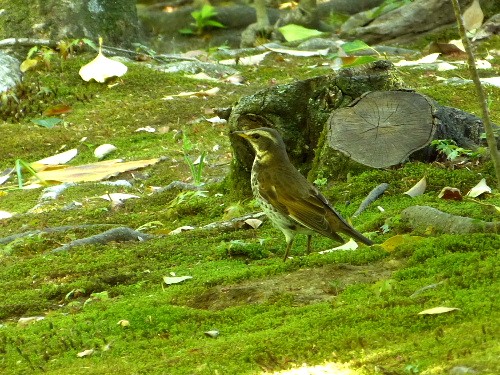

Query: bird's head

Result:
[233,127,287,162]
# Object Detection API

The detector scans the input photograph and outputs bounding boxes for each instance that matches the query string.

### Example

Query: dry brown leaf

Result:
[32,158,162,183]
[438,187,463,201]
[43,104,72,116]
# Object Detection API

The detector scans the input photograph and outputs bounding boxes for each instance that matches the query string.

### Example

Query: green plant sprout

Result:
[182,132,207,185]
[20,38,96,72]
[15,159,47,188]
[179,5,225,36]
[431,139,483,161]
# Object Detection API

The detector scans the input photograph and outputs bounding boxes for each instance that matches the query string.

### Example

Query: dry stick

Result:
[352,183,389,218]
[451,0,500,189]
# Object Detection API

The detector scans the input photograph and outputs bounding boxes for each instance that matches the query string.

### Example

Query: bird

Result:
[233,126,373,261]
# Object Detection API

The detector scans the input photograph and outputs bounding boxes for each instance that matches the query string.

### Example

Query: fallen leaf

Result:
[43,104,72,116]
[379,235,423,252]
[0,168,14,185]
[0,210,13,219]
[31,158,162,184]
[77,349,94,358]
[394,53,441,67]
[163,275,193,285]
[162,87,220,100]
[31,117,63,128]
[466,178,491,198]
[94,144,117,159]
[463,0,483,31]
[404,176,427,197]
[219,52,270,66]
[205,116,227,124]
[135,126,156,133]
[244,218,263,229]
[20,58,38,72]
[169,225,195,235]
[79,37,127,83]
[117,319,130,327]
[35,149,78,166]
[265,45,329,57]
[185,72,218,81]
[318,238,358,254]
[204,330,219,338]
[18,316,45,326]
[99,193,140,203]
[418,306,460,315]
[278,24,323,42]
[438,187,463,200]
[480,77,500,87]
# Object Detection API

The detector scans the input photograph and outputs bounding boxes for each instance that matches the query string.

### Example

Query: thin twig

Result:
[450,0,500,189]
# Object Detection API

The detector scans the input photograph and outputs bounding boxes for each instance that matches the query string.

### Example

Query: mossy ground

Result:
[0,38,499,375]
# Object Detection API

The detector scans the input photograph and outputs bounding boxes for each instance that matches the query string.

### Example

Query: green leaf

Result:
[204,20,225,28]
[340,40,376,54]
[200,5,217,19]
[278,24,323,42]
[341,55,378,68]
[179,28,195,35]
[31,117,63,128]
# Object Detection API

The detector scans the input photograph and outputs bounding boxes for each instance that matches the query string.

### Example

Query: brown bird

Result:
[234,127,373,260]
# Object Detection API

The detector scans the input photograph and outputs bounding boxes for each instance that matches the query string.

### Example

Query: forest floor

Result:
[0,33,499,375]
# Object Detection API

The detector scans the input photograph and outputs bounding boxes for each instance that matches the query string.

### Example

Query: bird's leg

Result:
[283,239,294,261]
[306,235,312,254]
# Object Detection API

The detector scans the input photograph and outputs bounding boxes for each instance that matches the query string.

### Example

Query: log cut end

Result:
[327,90,436,168]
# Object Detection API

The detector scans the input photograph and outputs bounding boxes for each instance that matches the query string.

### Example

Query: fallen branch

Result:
[51,227,154,253]
[400,205,499,234]
[0,37,57,48]
[0,224,117,246]
[353,183,389,217]
[199,212,266,232]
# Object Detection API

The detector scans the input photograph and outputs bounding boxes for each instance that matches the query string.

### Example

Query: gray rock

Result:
[0,52,21,93]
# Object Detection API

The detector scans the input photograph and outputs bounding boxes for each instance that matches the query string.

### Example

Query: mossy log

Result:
[327,90,436,169]
[401,205,499,234]
[228,60,403,195]
[322,90,487,170]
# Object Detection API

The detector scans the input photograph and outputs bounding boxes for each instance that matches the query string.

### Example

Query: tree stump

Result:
[327,90,436,169]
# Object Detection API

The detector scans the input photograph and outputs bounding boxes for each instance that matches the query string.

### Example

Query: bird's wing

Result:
[283,188,346,243]
[258,172,344,242]
[263,170,371,244]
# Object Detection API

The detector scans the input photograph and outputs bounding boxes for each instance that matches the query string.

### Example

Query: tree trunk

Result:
[0,0,140,47]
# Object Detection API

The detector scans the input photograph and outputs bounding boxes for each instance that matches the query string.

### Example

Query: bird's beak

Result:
[232,130,250,139]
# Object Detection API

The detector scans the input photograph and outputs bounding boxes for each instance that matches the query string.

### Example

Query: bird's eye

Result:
[252,134,261,139]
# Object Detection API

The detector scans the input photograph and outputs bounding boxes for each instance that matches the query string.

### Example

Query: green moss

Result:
[0,44,499,375]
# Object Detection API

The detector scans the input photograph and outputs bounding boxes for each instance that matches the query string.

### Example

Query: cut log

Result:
[327,91,436,168]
